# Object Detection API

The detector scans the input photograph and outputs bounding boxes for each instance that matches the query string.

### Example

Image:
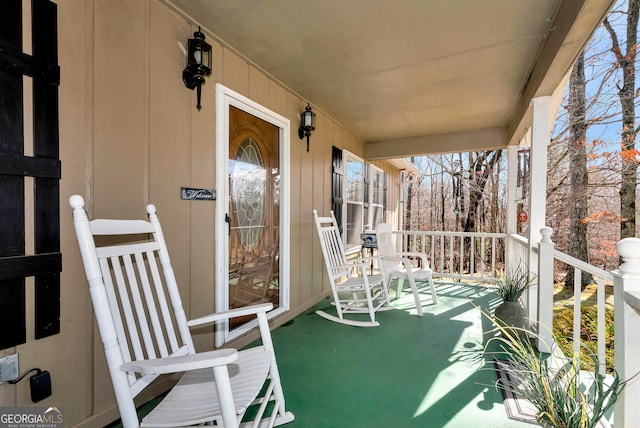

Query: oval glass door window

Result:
[231,137,266,252]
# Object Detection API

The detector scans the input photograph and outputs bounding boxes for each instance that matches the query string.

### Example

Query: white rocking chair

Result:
[69,195,294,428]
[376,223,438,316]
[312,209,392,327]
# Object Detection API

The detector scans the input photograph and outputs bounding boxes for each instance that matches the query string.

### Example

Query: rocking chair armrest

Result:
[186,302,274,328]
[333,261,372,275]
[336,256,380,269]
[120,348,238,375]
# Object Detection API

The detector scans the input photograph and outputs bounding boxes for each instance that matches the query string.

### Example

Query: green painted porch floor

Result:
[108,282,534,427]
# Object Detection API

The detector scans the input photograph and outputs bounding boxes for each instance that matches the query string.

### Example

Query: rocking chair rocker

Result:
[312,209,392,327]
[70,195,294,428]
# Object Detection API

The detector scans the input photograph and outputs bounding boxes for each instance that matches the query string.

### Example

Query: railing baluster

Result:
[480,237,485,279]
[573,268,582,361]
[491,236,496,276]
[470,236,475,277]
[451,235,454,276]
[460,235,463,276]
[430,235,435,272]
[441,236,445,274]
[597,276,605,376]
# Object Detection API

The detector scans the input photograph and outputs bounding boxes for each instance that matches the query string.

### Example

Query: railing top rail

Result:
[393,230,507,239]
[552,249,614,281]
[508,233,529,246]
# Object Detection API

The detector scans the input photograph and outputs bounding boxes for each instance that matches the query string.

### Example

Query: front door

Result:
[228,106,280,324]
[215,84,290,345]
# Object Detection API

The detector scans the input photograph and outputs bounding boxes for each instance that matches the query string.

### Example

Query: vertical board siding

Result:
[57,0,93,421]
[311,112,327,298]
[287,93,303,307]
[186,36,217,351]
[298,103,314,305]
[93,0,147,220]
[149,0,191,317]
[92,0,149,412]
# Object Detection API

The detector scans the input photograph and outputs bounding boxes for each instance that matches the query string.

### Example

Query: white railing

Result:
[507,232,530,267]
[536,227,613,377]
[392,230,507,282]
[396,227,640,426]
[613,238,640,427]
[503,228,640,426]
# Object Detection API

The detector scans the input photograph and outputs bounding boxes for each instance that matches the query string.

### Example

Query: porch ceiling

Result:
[164,0,613,159]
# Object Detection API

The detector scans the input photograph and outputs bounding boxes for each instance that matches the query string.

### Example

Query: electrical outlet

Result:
[0,354,19,384]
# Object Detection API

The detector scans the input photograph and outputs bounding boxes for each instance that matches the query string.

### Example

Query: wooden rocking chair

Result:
[69,195,294,428]
[312,209,392,327]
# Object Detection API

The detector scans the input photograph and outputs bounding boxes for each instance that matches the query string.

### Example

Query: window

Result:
[332,148,386,251]
[369,165,385,230]
[345,153,365,250]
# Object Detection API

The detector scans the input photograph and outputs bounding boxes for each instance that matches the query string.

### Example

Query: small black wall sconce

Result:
[182,26,212,110]
[298,103,316,152]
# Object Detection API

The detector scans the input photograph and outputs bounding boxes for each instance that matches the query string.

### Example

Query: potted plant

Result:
[486,320,625,428]
[493,263,534,332]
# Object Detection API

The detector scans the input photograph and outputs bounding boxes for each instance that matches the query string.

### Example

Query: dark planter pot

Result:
[494,300,527,332]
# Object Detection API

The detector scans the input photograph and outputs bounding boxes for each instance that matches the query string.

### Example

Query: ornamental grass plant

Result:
[485,316,626,428]
[495,262,535,302]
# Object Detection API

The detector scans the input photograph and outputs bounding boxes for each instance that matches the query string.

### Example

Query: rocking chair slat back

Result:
[92,225,191,389]
[312,209,392,327]
[71,195,294,428]
[316,213,349,280]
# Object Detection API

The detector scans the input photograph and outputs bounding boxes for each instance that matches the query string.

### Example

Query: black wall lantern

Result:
[182,26,212,110]
[298,103,316,152]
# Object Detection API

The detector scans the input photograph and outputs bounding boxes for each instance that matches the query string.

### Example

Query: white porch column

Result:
[613,238,640,428]
[505,145,518,268]
[527,96,550,326]
[537,227,554,353]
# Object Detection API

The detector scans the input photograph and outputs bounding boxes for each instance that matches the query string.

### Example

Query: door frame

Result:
[215,83,291,345]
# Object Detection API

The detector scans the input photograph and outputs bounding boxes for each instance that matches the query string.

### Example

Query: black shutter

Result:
[363,163,370,230]
[331,146,344,235]
[383,173,387,222]
[0,0,26,349]
[0,0,61,349]
[33,0,61,340]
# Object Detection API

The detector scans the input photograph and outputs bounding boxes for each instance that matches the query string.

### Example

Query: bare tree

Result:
[565,52,593,288]
[603,0,640,240]
[463,150,503,233]
[405,156,416,230]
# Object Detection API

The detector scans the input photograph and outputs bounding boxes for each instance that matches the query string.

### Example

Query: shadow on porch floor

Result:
[107,281,534,428]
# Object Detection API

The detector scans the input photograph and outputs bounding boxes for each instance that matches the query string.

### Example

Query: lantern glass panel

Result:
[201,42,212,70]
[188,39,200,65]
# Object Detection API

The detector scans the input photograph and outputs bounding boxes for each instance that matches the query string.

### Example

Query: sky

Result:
[552,0,638,165]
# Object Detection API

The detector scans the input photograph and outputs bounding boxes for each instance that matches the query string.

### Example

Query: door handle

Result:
[225,213,231,235]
